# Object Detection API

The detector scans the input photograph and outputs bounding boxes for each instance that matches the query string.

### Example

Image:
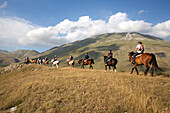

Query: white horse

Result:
[51,59,60,68]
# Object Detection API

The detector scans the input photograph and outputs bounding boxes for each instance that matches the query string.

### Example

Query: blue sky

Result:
[3,0,170,26]
[0,0,170,52]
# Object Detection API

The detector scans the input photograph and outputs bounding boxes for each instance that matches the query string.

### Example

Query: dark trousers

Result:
[133,52,139,63]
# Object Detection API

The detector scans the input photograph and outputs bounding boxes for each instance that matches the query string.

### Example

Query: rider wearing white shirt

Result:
[132,42,144,64]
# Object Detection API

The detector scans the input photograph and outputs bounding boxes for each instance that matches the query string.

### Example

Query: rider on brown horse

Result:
[83,53,89,64]
[105,50,113,65]
[67,55,73,64]
[132,42,144,64]
[25,56,30,64]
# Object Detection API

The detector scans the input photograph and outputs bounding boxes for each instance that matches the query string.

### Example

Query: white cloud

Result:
[138,10,145,14]
[151,20,170,39]
[0,1,7,9]
[0,12,170,52]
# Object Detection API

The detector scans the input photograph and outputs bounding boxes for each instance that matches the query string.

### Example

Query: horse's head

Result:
[128,52,134,61]
[78,59,83,64]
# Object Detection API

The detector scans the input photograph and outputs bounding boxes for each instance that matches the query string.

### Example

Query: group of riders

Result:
[25,41,144,66]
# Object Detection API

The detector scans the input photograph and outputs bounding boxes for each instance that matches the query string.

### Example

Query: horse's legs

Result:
[89,64,93,69]
[114,65,117,72]
[105,65,107,71]
[130,65,136,74]
[109,66,111,71]
[144,63,150,76]
[130,68,134,74]
[150,63,154,76]
[135,67,139,75]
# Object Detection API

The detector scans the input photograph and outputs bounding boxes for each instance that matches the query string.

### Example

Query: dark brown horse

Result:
[128,52,162,76]
[104,56,117,72]
[25,59,30,64]
[78,59,94,69]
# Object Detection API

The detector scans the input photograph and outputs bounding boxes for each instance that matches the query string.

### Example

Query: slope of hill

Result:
[35,32,170,74]
[0,64,169,112]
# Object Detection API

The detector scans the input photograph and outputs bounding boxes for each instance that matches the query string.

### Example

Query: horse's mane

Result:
[130,51,135,55]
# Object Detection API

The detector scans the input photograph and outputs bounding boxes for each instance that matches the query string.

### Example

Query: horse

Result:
[37,59,42,64]
[104,56,118,72]
[30,59,36,64]
[51,59,59,68]
[25,59,30,64]
[66,59,74,67]
[128,52,162,76]
[78,59,94,69]
[42,59,49,66]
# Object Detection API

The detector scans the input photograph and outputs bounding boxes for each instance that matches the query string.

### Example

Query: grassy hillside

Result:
[35,32,170,74]
[0,64,169,112]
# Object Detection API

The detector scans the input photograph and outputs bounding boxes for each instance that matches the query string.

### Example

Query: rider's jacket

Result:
[69,56,73,60]
[107,52,113,57]
[54,57,57,61]
[84,55,89,59]
[136,44,144,53]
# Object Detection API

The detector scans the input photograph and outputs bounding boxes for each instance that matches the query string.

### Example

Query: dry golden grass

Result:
[0,64,169,113]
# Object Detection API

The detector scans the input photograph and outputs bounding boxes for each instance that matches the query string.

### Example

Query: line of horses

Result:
[25,52,162,76]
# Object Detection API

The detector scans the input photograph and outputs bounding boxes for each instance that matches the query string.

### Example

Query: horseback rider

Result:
[54,55,57,61]
[25,56,29,63]
[132,41,144,64]
[83,53,89,64]
[45,57,48,61]
[38,56,41,60]
[67,55,73,64]
[105,50,113,65]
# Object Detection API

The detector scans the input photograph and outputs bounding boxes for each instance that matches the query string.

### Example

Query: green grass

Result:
[0,64,169,112]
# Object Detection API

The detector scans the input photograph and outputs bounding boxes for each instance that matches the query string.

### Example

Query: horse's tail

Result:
[91,59,94,64]
[112,58,118,65]
[150,53,162,71]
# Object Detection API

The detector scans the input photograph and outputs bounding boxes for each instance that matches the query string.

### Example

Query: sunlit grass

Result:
[0,64,169,112]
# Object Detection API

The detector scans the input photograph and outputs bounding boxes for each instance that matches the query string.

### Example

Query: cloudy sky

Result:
[0,0,170,52]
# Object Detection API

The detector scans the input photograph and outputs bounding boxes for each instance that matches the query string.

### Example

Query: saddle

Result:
[135,53,143,58]
[84,59,88,62]
[107,58,112,62]
[69,60,74,65]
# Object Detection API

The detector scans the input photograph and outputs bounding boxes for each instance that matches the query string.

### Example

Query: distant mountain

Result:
[0,49,39,67]
[10,50,40,59]
[34,32,170,73]
[0,50,8,55]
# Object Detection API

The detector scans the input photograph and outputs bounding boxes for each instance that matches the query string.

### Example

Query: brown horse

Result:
[78,59,94,69]
[128,52,162,76]
[43,61,48,65]
[104,56,117,72]
[30,59,36,64]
